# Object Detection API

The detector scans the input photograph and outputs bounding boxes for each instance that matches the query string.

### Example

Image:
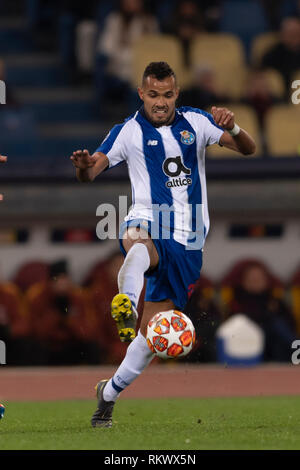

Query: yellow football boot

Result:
[111,293,138,342]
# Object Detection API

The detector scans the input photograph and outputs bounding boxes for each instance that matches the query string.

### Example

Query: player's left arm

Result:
[0,155,7,201]
[211,106,256,155]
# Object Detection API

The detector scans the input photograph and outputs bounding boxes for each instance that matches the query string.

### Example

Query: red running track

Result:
[0,363,300,401]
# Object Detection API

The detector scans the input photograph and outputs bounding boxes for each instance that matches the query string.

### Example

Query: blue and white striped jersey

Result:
[96,106,224,249]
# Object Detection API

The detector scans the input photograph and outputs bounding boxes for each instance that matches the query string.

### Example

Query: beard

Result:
[145,107,175,127]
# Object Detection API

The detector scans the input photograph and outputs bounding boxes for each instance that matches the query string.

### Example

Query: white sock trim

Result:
[103,331,154,402]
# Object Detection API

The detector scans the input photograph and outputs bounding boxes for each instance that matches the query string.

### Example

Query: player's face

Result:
[138,75,179,126]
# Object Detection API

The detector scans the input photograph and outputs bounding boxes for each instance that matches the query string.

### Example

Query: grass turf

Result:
[0,396,300,450]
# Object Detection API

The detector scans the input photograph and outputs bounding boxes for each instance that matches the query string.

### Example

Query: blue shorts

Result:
[119,219,203,310]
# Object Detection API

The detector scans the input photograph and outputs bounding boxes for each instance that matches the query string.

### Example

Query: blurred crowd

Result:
[1,253,300,366]
[1,0,300,133]
[60,0,300,120]
[0,254,129,366]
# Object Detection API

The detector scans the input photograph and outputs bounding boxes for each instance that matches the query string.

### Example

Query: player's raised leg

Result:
[110,226,159,342]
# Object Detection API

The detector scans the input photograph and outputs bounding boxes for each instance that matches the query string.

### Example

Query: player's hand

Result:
[0,155,7,201]
[70,150,96,169]
[211,106,235,131]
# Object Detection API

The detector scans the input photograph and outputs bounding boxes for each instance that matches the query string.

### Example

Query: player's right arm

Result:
[70,149,109,182]
[72,122,128,182]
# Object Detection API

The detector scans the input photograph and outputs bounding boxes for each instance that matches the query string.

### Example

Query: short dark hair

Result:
[142,62,176,84]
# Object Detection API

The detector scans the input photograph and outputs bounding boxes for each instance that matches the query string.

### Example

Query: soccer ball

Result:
[146,310,196,359]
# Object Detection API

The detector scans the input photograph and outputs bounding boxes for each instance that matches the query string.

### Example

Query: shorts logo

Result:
[180,130,195,145]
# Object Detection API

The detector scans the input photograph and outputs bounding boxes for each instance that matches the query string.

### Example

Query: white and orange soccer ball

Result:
[146,310,196,359]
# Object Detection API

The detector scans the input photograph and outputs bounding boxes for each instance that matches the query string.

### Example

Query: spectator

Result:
[26,259,101,365]
[226,262,297,362]
[261,17,300,93]
[58,0,100,71]
[95,0,158,115]
[184,277,222,362]
[261,0,300,30]
[164,0,204,66]
[0,279,32,365]
[85,251,140,364]
[243,69,280,129]
[178,64,228,110]
[198,0,221,32]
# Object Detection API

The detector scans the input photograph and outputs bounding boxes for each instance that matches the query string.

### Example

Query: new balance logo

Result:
[147,140,158,146]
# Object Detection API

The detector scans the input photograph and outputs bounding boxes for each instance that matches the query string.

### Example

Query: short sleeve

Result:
[180,107,224,148]
[202,112,224,147]
[95,123,127,168]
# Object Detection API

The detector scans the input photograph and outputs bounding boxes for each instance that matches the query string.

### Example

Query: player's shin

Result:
[103,330,154,402]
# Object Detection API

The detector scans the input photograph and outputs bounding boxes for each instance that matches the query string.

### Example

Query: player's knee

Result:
[123,227,150,249]
[122,228,159,270]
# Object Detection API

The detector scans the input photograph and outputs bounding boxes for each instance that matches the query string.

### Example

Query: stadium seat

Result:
[131,34,190,89]
[265,105,300,157]
[189,33,247,100]
[289,267,300,334]
[13,261,50,292]
[263,68,286,99]
[250,32,279,67]
[219,258,284,308]
[206,104,262,158]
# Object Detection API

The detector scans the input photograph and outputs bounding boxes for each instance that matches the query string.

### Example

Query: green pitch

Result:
[0,396,300,450]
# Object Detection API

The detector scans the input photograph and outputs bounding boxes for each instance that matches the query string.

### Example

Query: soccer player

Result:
[0,154,7,201]
[70,62,256,428]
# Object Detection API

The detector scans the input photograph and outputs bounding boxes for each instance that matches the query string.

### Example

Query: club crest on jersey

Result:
[180,130,195,145]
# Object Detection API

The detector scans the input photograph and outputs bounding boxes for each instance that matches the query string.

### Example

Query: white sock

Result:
[118,243,150,309]
[103,330,154,402]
